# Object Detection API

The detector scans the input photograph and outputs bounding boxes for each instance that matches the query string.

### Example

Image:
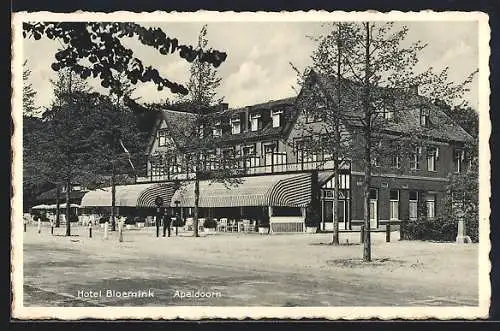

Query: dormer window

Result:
[158,129,168,147]
[420,107,430,127]
[271,109,283,128]
[250,113,261,132]
[454,149,465,173]
[213,121,222,137]
[230,117,241,135]
[383,108,395,120]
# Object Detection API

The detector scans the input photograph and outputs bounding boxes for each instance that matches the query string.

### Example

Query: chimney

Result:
[244,106,251,132]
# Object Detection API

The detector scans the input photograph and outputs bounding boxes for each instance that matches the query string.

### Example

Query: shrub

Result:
[124,217,137,225]
[99,216,109,224]
[402,216,479,242]
[305,205,320,228]
[203,218,217,229]
[171,217,184,227]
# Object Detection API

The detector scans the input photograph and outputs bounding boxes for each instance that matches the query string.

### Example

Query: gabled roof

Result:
[312,70,474,143]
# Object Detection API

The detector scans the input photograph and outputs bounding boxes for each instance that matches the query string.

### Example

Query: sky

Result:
[22,21,479,111]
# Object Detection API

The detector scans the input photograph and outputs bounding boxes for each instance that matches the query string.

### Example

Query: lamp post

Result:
[175,200,180,236]
[155,196,163,238]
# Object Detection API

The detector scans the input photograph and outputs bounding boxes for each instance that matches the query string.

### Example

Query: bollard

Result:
[37,219,41,234]
[104,222,109,239]
[118,222,123,242]
[89,223,93,238]
[51,225,54,235]
[24,223,27,232]
[360,225,365,243]
[176,226,178,236]
[386,223,391,242]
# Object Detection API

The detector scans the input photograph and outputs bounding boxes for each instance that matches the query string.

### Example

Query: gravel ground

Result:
[20,223,479,307]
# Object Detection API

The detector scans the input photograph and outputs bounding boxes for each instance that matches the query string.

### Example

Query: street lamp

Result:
[174,200,180,236]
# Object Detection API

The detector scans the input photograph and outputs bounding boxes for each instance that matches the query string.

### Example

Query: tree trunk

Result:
[65,179,71,236]
[55,184,61,228]
[332,158,340,245]
[111,162,116,231]
[332,23,343,246]
[362,22,372,262]
[193,177,200,237]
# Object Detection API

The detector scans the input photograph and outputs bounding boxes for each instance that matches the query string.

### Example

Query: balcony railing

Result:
[137,157,350,183]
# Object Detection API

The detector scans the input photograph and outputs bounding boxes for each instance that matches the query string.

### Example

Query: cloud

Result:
[22,21,479,111]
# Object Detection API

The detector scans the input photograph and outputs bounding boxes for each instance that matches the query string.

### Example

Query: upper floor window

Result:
[212,121,222,137]
[304,108,323,124]
[427,147,438,172]
[391,154,401,169]
[383,108,395,120]
[420,107,430,127]
[230,117,241,135]
[410,146,422,170]
[409,191,419,220]
[454,149,464,173]
[389,189,399,220]
[158,129,168,147]
[250,113,261,131]
[271,109,283,128]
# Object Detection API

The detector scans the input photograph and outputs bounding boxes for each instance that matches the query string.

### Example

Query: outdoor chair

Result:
[217,218,228,232]
[227,219,238,232]
[184,218,194,231]
[198,218,206,232]
[242,219,252,232]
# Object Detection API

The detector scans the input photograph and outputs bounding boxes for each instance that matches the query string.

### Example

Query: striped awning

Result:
[81,183,177,208]
[170,173,312,208]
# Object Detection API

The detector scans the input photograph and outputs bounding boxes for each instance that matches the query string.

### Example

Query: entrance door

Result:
[322,200,333,231]
[337,200,346,230]
[369,200,378,229]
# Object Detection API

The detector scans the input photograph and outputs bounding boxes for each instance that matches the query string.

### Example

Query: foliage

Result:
[23,60,39,116]
[23,22,227,95]
[300,21,478,260]
[402,215,478,243]
[203,218,217,229]
[148,25,238,238]
[304,205,321,227]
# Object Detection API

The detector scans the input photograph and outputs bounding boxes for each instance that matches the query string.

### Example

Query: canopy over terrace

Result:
[80,183,177,208]
[170,173,312,208]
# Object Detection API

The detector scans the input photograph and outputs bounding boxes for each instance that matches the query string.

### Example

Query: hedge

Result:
[401,216,479,243]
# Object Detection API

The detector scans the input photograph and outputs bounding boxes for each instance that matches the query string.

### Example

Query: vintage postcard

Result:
[11,10,491,320]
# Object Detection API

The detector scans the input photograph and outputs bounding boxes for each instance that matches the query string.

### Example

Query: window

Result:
[271,110,282,128]
[371,156,380,167]
[305,107,323,123]
[230,117,241,134]
[391,154,401,169]
[296,139,317,164]
[212,121,222,137]
[389,189,399,220]
[158,129,167,147]
[384,109,395,120]
[427,147,438,172]
[409,191,419,220]
[454,149,464,173]
[338,174,350,189]
[425,194,436,219]
[250,113,261,131]
[369,188,378,200]
[263,143,276,165]
[420,107,430,127]
[410,147,422,170]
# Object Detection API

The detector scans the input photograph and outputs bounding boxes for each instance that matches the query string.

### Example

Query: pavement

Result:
[21,223,479,307]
